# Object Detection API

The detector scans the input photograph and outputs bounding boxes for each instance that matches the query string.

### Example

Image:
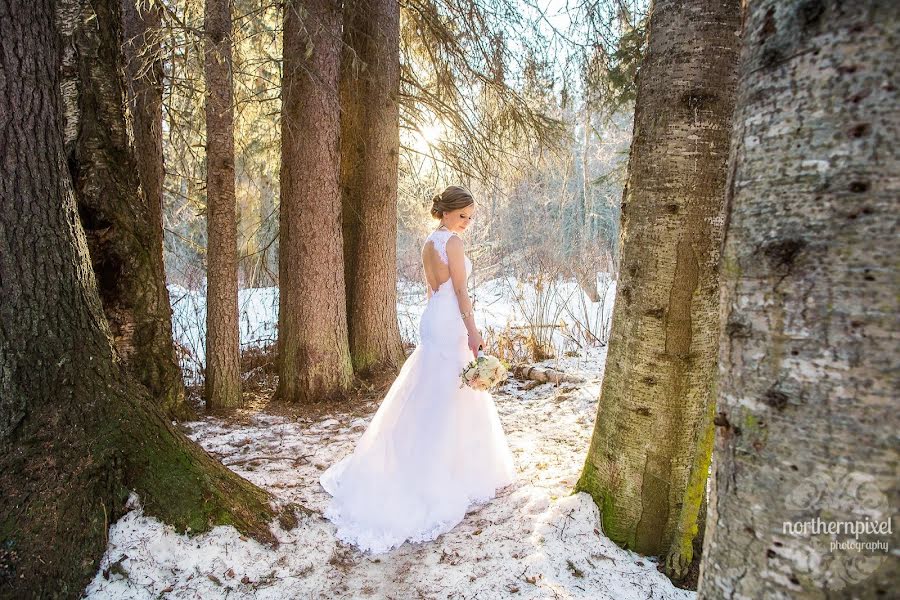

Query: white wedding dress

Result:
[320,228,516,553]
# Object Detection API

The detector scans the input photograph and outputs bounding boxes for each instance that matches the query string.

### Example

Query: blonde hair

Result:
[430,185,474,219]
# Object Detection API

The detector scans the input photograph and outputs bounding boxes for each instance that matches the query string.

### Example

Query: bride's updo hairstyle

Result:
[430,186,474,219]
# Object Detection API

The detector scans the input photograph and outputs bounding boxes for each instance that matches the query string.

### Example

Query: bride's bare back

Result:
[422,238,451,293]
[422,228,469,298]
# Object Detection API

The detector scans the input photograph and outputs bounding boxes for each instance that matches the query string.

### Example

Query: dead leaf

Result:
[566,559,584,578]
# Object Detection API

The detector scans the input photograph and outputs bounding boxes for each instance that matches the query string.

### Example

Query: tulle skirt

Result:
[319,288,517,553]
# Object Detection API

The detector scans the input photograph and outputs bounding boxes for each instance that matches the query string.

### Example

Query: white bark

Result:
[698,1,899,597]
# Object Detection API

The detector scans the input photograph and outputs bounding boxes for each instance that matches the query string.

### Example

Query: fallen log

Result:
[511,364,586,385]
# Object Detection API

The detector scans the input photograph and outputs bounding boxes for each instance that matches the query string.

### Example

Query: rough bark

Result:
[58,0,191,419]
[122,0,164,241]
[574,0,741,579]
[204,0,242,409]
[340,0,405,375]
[698,1,899,597]
[276,0,353,403]
[0,3,279,597]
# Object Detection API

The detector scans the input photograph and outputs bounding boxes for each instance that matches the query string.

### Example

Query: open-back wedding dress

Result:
[320,228,516,553]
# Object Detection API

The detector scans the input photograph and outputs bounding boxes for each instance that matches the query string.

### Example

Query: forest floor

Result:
[84,346,694,600]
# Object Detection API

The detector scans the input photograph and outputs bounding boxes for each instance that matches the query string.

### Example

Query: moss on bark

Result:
[573,0,741,579]
[1,373,278,600]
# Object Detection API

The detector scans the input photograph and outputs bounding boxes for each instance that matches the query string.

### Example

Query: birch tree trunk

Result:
[276,0,353,403]
[576,108,601,302]
[575,0,741,578]
[58,0,191,419]
[255,173,277,288]
[340,0,405,375]
[698,1,899,596]
[204,0,242,409]
[0,2,278,595]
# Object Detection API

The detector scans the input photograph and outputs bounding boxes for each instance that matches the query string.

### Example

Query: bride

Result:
[320,185,517,553]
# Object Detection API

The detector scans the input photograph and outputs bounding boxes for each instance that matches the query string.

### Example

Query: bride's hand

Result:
[468,331,483,357]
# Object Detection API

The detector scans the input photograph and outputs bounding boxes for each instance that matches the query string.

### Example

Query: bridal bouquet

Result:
[459,350,508,391]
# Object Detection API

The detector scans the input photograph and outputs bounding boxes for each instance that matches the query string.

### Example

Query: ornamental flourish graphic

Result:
[780,466,893,590]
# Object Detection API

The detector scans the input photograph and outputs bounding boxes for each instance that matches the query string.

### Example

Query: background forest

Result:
[159,0,641,386]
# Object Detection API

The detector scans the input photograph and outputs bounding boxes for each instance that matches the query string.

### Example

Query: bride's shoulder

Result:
[445,232,464,253]
[429,228,461,242]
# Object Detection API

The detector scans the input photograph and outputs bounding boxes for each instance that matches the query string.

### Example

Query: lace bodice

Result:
[425,228,472,276]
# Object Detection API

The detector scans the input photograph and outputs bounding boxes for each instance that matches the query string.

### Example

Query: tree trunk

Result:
[574,0,741,579]
[0,2,280,596]
[698,1,899,597]
[122,0,164,247]
[276,0,353,403]
[574,108,601,301]
[204,0,242,409]
[340,0,405,375]
[254,173,277,288]
[58,0,191,420]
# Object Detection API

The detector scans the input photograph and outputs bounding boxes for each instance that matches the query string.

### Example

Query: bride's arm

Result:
[446,236,482,353]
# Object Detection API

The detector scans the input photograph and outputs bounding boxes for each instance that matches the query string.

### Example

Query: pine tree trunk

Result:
[0,2,280,596]
[340,0,405,375]
[574,0,741,579]
[204,0,242,409]
[698,1,899,596]
[122,0,164,243]
[58,0,191,420]
[276,0,353,403]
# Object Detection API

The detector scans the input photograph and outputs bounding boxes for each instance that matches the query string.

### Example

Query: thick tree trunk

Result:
[276,0,353,403]
[698,1,899,597]
[204,0,242,409]
[340,0,405,375]
[0,2,279,597]
[574,0,741,579]
[58,0,191,419]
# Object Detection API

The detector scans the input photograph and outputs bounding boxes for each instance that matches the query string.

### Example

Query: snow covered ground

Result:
[83,344,694,600]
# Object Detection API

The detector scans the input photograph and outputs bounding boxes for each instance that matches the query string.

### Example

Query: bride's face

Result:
[443,204,476,233]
